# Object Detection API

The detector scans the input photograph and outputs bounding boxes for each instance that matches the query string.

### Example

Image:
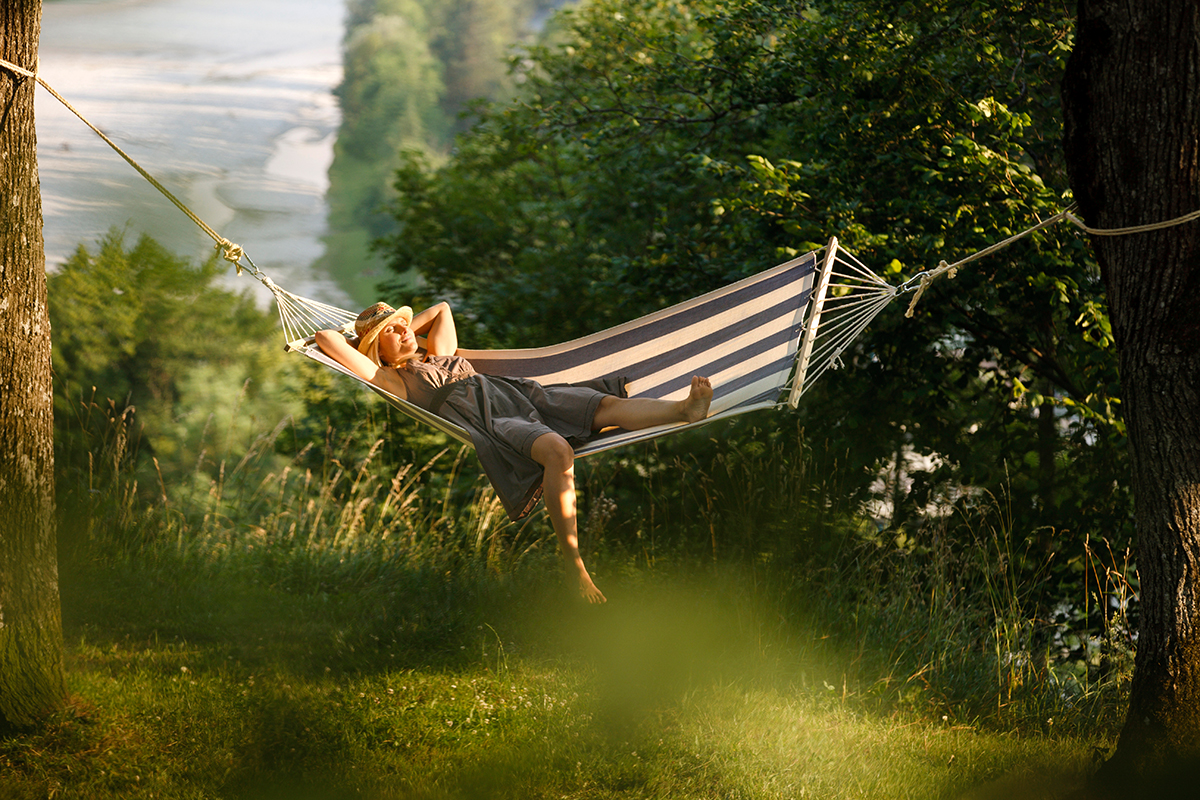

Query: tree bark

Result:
[1062,0,1200,789]
[0,0,65,729]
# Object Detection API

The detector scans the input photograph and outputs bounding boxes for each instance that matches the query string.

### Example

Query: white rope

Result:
[1063,208,1200,236]
[273,287,357,346]
[829,269,891,289]
[833,250,890,285]
[0,55,365,345]
[818,288,895,314]
[785,249,896,401]
[801,290,894,391]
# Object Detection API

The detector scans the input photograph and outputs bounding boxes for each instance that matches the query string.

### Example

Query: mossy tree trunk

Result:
[0,0,66,729]
[1062,0,1200,788]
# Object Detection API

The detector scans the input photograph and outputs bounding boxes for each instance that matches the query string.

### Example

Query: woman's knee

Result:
[592,394,621,430]
[530,432,574,471]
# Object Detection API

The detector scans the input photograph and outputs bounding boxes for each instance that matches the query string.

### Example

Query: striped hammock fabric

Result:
[276,238,896,457]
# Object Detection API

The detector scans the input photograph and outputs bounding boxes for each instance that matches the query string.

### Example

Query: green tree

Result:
[380,0,1129,583]
[48,231,303,491]
[322,0,551,305]
[331,1,447,246]
[434,0,525,125]
[46,230,457,527]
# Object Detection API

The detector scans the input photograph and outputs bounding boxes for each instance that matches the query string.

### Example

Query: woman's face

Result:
[377,320,418,365]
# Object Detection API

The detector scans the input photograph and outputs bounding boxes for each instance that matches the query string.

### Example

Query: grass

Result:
[2,408,1131,798]
[6,551,1105,800]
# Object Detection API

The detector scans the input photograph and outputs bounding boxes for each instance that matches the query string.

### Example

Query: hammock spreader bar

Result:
[269,238,897,457]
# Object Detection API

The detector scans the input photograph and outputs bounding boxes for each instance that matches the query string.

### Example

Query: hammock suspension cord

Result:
[1,56,252,272]
[9,53,1200,304]
[898,205,1200,317]
[11,54,1200,308]
[0,57,355,344]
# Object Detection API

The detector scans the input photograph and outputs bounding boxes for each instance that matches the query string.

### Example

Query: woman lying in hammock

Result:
[315,301,713,604]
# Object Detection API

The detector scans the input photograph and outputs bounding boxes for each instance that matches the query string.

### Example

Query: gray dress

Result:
[394,355,626,520]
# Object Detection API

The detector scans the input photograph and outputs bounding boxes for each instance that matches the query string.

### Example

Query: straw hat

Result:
[355,302,413,365]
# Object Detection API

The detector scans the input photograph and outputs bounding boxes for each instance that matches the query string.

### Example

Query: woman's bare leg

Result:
[592,375,713,431]
[530,432,606,604]
[528,377,712,603]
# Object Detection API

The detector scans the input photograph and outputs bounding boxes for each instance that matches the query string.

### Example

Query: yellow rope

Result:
[902,211,1072,317]
[1,56,250,273]
[1064,208,1200,236]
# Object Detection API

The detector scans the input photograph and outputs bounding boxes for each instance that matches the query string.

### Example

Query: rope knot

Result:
[904,277,930,319]
[216,239,245,271]
[904,260,957,318]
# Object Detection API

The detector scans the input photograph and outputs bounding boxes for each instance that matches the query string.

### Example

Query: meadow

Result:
[2,400,1131,799]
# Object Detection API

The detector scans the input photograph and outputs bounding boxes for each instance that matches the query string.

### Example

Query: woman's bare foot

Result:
[681,376,713,423]
[579,571,607,604]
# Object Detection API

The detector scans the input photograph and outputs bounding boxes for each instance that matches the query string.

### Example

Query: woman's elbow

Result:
[313,329,343,353]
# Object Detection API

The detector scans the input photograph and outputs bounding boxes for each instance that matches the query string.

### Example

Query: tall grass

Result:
[571,420,1135,734]
[63,393,547,569]
[55,395,573,676]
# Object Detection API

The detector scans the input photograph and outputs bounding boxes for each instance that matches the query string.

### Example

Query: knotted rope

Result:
[1,56,256,277]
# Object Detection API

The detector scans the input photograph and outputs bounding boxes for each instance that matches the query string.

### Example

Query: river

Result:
[36,0,350,307]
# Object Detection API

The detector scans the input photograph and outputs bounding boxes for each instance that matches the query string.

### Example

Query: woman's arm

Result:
[313,329,409,401]
[411,301,458,356]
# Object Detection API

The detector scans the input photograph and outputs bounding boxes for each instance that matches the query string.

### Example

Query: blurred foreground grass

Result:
[2,545,1104,800]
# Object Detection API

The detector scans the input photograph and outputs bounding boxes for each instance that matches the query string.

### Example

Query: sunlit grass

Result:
[5,612,1101,799]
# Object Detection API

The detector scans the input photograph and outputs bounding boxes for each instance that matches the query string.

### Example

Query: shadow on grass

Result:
[57,536,537,679]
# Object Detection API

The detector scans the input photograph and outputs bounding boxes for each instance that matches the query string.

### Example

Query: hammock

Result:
[6,55,898,451]
[262,238,896,457]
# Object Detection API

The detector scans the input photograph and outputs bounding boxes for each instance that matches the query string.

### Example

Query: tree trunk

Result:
[0,0,65,729]
[1062,0,1200,789]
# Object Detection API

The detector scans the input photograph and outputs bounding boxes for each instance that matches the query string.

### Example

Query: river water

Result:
[36,0,350,307]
